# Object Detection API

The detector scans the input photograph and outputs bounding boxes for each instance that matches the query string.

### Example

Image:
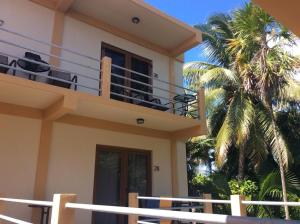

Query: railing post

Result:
[128,193,139,224]
[230,195,247,217]
[101,56,112,99]
[50,194,77,224]
[203,193,213,214]
[160,197,172,224]
[0,194,4,224]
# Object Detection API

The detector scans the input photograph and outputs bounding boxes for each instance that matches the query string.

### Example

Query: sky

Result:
[144,0,248,62]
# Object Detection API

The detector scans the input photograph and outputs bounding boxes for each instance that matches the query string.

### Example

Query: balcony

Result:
[0,26,207,137]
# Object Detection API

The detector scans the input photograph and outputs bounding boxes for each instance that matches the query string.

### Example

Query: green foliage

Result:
[228,179,258,198]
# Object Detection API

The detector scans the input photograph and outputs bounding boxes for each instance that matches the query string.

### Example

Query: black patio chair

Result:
[48,70,78,90]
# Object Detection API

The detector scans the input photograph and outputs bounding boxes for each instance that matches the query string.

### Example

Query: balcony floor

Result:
[0,73,205,137]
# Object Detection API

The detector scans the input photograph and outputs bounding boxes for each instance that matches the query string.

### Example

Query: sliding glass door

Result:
[101,43,153,103]
[92,146,151,224]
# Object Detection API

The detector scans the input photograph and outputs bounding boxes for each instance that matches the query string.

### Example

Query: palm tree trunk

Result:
[238,144,245,180]
[278,155,290,219]
[263,87,290,219]
[272,118,290,219]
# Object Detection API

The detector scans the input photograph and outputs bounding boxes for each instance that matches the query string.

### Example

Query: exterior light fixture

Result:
[136,118,144,125]
[0,20,4,26]
[132,17,140,24]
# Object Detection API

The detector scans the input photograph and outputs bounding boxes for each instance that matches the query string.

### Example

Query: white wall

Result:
[0,114,41,222]
[0,0,54,81]
[46,122,172,224]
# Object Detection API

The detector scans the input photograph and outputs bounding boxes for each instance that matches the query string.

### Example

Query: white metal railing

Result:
[0,215,32,224]
[0,25,203,120]
[137,195,231,204]
[1,194,300,224]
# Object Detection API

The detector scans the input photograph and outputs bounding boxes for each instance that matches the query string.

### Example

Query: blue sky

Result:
[145,0,248,62]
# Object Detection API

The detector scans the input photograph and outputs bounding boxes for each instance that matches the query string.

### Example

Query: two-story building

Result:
[0,0,207,223]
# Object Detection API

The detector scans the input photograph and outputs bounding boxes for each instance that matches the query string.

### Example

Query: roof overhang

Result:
[253,0,300,37]
[30,0,202,57]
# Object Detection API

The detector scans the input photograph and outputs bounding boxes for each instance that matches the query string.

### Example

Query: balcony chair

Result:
[0,55,17,75]
[48,70,78,91]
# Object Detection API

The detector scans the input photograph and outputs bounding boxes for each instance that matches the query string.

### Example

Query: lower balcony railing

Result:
[0,193,299,224]
[0,26,205,120]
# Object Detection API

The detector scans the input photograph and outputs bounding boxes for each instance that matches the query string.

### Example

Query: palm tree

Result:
[228,3,300,218]
[184,3,300,219]
[184,13,267,181]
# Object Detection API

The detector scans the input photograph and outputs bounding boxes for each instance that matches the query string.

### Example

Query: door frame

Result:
[92,145,152,207]
[100,42,154,100]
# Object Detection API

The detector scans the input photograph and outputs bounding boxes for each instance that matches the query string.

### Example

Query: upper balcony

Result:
[0,26,207,139]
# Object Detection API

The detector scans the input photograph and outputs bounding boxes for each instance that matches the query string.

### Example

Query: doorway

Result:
[100,43,153,102]
[92,146,152,224]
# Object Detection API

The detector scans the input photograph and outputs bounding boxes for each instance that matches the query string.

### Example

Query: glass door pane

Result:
[130,57,152,103]
[127,153,150,196]
[93,150,121,224]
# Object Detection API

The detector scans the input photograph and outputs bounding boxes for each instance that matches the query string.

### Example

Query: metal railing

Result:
[0,194,300,224]
[0,26,203,119]
[109,63,200,117]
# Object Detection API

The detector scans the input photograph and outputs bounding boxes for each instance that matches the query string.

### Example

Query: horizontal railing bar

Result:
[111,72,184,96]
[0,27,100,63]
[110,92,171,110]
[110,82,176,103]
[65,202,298,224]
[0,39,100,72]
[112,63,197,93]
[1,51,101,82]
[140,219,160,222]
[137,196,231,204]
[0,215,32,224]
[174,101,198,108]
[0,198,52,206]
[138,221,157,224]
[160,206,203,210]
[174,101,197,112]
[112,63,153,80]
[242,201,300,206]
[1,65,101,92]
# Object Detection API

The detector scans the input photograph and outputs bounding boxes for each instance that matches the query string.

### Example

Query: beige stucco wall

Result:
[45,122,172,223]
[60,16,177,103]
[175,141,188,197]
[0,115,189,223]
[0,114,41,222]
